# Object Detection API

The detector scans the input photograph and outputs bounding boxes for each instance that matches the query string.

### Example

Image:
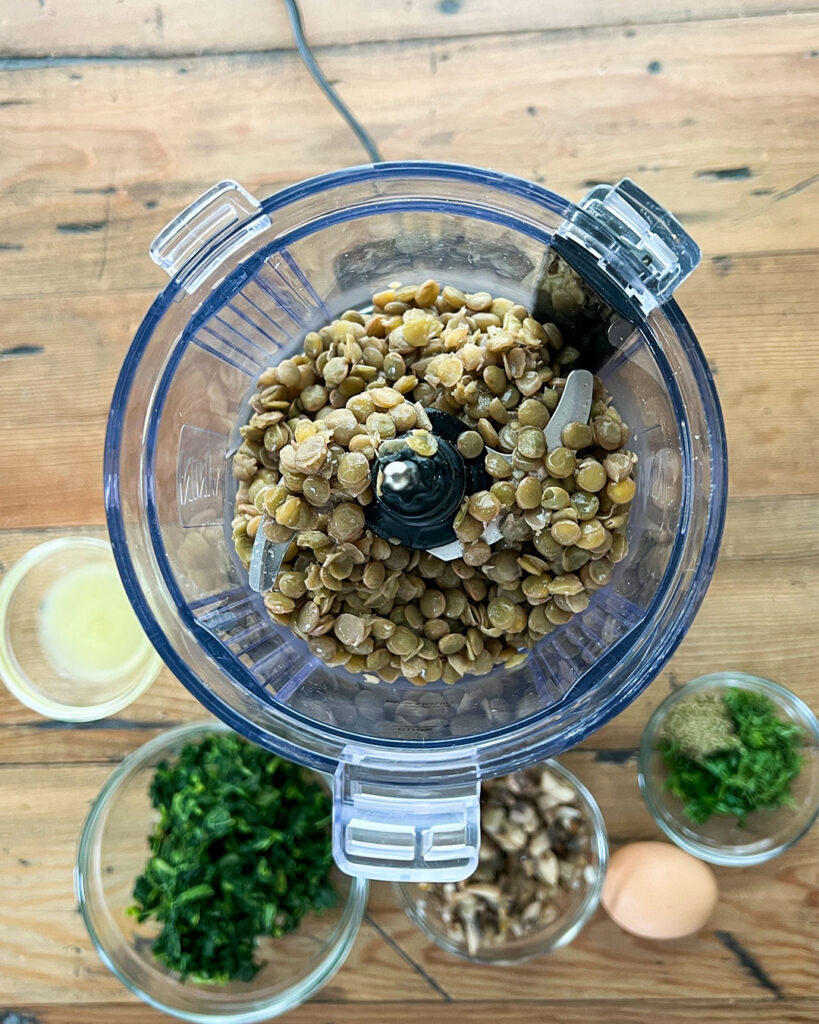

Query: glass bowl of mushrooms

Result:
[395,758,608,964]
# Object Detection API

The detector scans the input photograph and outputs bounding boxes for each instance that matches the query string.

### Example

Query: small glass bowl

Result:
[0,536,162,720]
[395,758,608,965]
[639,672,819,866]
[75,721,368,1023]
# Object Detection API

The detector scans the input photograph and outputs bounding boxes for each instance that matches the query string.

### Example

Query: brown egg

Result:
[602,841,718,939]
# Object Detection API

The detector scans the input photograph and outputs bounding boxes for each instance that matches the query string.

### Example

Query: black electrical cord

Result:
[282,0,384,164]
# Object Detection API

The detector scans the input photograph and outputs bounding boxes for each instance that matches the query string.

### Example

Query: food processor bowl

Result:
[105,162,726,882]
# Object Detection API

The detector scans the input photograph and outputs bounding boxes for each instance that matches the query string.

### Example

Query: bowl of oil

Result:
[0,536,162,720]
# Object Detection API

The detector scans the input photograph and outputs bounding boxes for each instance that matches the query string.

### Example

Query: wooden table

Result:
[1,1,817,1021]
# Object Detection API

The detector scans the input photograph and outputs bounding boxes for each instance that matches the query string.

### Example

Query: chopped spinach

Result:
[129,731,336,983]
[660,687,804,826]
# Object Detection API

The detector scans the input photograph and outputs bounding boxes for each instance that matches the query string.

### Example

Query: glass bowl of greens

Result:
[639,672,819,866]
[75,721,368,1023]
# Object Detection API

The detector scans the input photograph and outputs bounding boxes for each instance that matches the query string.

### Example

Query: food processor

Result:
[104,162,727,882]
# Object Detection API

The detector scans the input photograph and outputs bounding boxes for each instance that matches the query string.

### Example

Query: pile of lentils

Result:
[232,280,637,686]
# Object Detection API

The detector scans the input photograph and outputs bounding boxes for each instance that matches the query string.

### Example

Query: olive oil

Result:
[39,563,148,681]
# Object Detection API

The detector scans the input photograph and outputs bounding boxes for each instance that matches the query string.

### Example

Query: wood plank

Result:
[677,250,819,500]
[0,16,817,307]
[364,851,819,1004]
[0,767,439,1006]
[0,292,160,529]
[1,10,817,1016]
[0,758,815,1005]
[302,1000,819,1023]
[0,494,816,764]
[0,250,816,529]
[7,1001,819,1024]
[4,0,818,57]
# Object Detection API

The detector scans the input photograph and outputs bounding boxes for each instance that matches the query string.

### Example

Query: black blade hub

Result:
[365,408,491,549]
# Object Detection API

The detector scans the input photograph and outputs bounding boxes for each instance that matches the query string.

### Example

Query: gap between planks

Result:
[5,999,819,1021]
[3,0,819,60]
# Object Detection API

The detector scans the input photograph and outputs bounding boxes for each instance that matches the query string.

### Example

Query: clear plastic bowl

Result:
[0,536,162,721]
[395,758,608,964]
[638,672,819,866]
[104,162,727,881]
[75,721,368,1023]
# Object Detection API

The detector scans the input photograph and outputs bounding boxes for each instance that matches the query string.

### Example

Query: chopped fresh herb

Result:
[129,731,336,983]
[660,687,804,826]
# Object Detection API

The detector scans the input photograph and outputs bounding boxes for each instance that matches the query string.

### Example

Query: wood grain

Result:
[6,1002,819,1024]
[0,253,817,529]
[1,1,818,1020]
[4,0,818,57]
[0,492,816,764]
[1,758,816,1005]
[0,16,817,301]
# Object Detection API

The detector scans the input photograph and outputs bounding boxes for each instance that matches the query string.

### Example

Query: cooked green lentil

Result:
[233,280,637,684]
[457,430,485,459]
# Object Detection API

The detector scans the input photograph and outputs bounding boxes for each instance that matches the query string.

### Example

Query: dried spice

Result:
[661,691,741,762]
[661,688,804,825]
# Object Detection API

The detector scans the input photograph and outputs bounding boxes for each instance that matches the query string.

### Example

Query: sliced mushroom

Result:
[465,882,504,906]
[528,830,552,859]
[493,825,528,853]
[540,903,559,927]
[521,900,542,924]
[504,771,537,798]
[538,768,578,806]
[509,800,539,833]
[482,803,506,835]
[420,762,594,954]
[454,891,481,957]
[534,849,561,886]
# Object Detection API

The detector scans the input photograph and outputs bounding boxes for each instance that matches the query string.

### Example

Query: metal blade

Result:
[427,371,594,560]
[544,368,594,451]
[248,517,293,593]
[427,519,503,562]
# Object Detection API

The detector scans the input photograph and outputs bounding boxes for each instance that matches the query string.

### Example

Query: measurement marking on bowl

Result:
[177,425,226,527]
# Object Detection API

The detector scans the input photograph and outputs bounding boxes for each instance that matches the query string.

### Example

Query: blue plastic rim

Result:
[104,161,728,776]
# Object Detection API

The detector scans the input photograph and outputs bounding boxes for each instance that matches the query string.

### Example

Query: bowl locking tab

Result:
[333,746,481,882]
[150,180,270,295]
[552,177,701,319]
